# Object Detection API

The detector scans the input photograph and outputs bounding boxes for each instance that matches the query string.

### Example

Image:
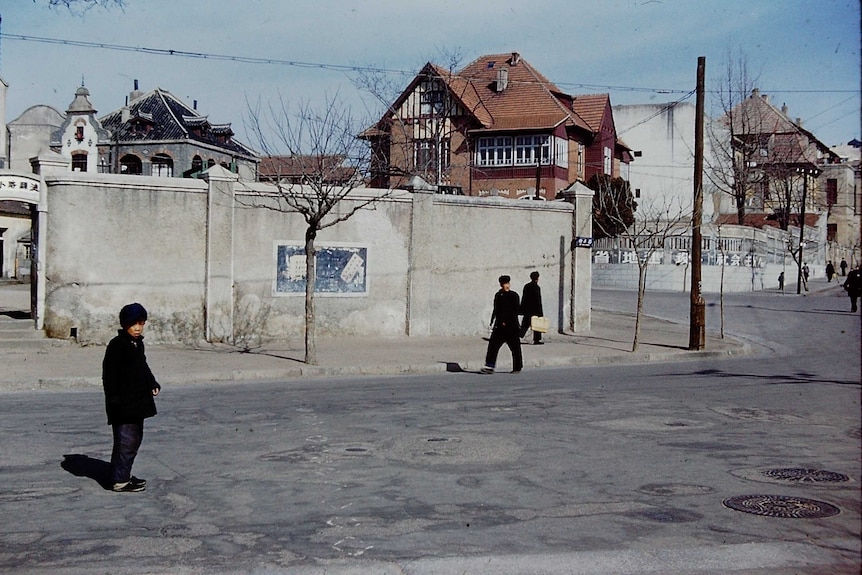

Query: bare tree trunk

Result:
[633,264,648,351]
[304,231,317,365]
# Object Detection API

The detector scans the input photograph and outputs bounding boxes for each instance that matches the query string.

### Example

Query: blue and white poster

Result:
[274,243,368,295]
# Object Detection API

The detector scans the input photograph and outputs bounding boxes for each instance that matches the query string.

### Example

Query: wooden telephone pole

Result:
[689,56,706,350]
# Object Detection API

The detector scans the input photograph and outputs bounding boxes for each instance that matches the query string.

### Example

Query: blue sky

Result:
[1,0,858,148]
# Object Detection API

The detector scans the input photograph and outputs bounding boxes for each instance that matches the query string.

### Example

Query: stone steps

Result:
[0,314,68,350]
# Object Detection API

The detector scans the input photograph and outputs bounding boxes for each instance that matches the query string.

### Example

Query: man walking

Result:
[482,275,523,374]
[843,265,861,313]
[519,271,544,345]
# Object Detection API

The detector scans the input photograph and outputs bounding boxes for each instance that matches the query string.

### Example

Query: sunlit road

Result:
[1,286,859,574]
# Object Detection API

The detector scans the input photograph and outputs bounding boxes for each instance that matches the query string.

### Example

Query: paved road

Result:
[1,287,859,574]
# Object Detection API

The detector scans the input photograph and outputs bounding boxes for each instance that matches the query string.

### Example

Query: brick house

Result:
[363,52,632,199]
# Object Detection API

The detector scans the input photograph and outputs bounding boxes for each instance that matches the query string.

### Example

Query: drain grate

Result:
[762,468,849,483]
[723,495,840,518]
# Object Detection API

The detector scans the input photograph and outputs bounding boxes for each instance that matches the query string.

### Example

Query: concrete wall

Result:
[39,167,580,344]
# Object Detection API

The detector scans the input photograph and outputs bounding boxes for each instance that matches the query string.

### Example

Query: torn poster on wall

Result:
[274,243,368,296]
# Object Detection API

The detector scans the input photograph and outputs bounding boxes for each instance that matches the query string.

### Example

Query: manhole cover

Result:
[723,495,840,518]
[763,468,849,483]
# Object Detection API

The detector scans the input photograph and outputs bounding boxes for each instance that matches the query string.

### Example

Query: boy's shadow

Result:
[61,454,112,490]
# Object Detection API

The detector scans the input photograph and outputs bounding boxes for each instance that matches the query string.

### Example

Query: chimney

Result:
[509,52,521,65]
[796,117,803,127]
[129,79,143,103]
[781,104,788,116]
[193,100,198,111]
[496,67,509,92]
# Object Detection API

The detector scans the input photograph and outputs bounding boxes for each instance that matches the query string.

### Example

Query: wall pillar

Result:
[407,189,435,335]
[202,166,238,342]
[560,181,593,332]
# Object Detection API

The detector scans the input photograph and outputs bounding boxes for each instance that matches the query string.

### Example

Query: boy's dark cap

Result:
[530,271,540,280]
[119,303,148,328]
[498,275,511,285]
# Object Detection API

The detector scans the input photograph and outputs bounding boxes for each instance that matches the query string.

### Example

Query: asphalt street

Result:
[1,287,859,574]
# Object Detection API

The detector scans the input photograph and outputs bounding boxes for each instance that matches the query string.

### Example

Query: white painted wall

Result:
[614,102,716,222]
[39,169,582,344]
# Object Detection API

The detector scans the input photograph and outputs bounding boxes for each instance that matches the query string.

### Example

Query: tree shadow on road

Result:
[61,454,112,490]
[671,367,860,387]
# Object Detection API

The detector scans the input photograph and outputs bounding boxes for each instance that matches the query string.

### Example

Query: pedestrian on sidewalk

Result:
[482,275,523,374]
[842,266,862,313]
[826,261,835,282]
[840,258,848,276]
[778,271,784,291]
[519,271,544,345]
[102,303,161,492]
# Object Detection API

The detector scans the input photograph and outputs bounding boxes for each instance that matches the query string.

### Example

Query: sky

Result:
[0,0,858,149]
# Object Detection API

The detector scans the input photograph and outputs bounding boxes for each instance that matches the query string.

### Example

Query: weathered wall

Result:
[40,168,579,344]
[42,173,208,341]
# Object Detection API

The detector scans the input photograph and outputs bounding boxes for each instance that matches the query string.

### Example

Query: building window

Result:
[192,155,203,174]
[419,80,447,116]
[477,136,513,166]
[514,135,550,166]
[826,178,838,205]
[827,223,837,242]
[71,152,88,172]
[120,154,142,175]
[414,138,450,172]
[151,153,174,178]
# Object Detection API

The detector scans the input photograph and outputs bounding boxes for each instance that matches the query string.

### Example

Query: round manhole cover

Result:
[762,468,849,483]
[723,495,840,518]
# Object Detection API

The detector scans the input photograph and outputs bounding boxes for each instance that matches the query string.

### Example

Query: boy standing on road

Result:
[102,303,161,492]
[482,275,523,374]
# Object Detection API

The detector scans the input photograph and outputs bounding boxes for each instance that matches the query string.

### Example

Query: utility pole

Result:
[689,56,706,350]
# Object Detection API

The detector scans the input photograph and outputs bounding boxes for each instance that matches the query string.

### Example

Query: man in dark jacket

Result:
[482,275,523,374]
[102,303,161,492]
[843,265,862,313]
[519,270,544,344]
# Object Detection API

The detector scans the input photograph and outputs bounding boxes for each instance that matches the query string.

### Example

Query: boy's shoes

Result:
[534,341,544,345]
[129,476,147,488]
[511,369,521,374]
[480,366,494,374]
[112,480,146,492]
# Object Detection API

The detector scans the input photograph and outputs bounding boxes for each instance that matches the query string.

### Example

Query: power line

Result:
[7,32,854,98]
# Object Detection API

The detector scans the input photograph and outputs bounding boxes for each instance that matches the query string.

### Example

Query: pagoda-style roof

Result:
[100,88,257,158]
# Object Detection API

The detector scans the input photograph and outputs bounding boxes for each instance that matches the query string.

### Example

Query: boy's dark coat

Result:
[102,330,160,424]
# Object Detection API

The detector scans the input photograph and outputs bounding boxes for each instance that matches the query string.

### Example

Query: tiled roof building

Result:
[98,83,258,180]
[363,52,631,199]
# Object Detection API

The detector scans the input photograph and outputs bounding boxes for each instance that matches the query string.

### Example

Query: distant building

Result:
[258,155,358,186]
[97,81,259,180]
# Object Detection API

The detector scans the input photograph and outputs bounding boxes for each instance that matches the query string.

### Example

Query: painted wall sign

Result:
[0,175,40,192]
[274,242,368,296]
[574,236,593,248]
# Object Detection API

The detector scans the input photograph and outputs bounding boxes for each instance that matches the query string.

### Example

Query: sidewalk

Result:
[0,283,750,392]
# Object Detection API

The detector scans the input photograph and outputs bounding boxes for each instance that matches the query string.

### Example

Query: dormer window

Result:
[75,126,85,142]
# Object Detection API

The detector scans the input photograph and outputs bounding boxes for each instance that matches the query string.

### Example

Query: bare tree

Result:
[40,0,124,9]
[244,94,391,365]
[593,182,689,351]
[705,50,763,225]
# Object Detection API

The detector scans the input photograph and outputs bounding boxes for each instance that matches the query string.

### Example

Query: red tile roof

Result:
[456,53,591,132]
